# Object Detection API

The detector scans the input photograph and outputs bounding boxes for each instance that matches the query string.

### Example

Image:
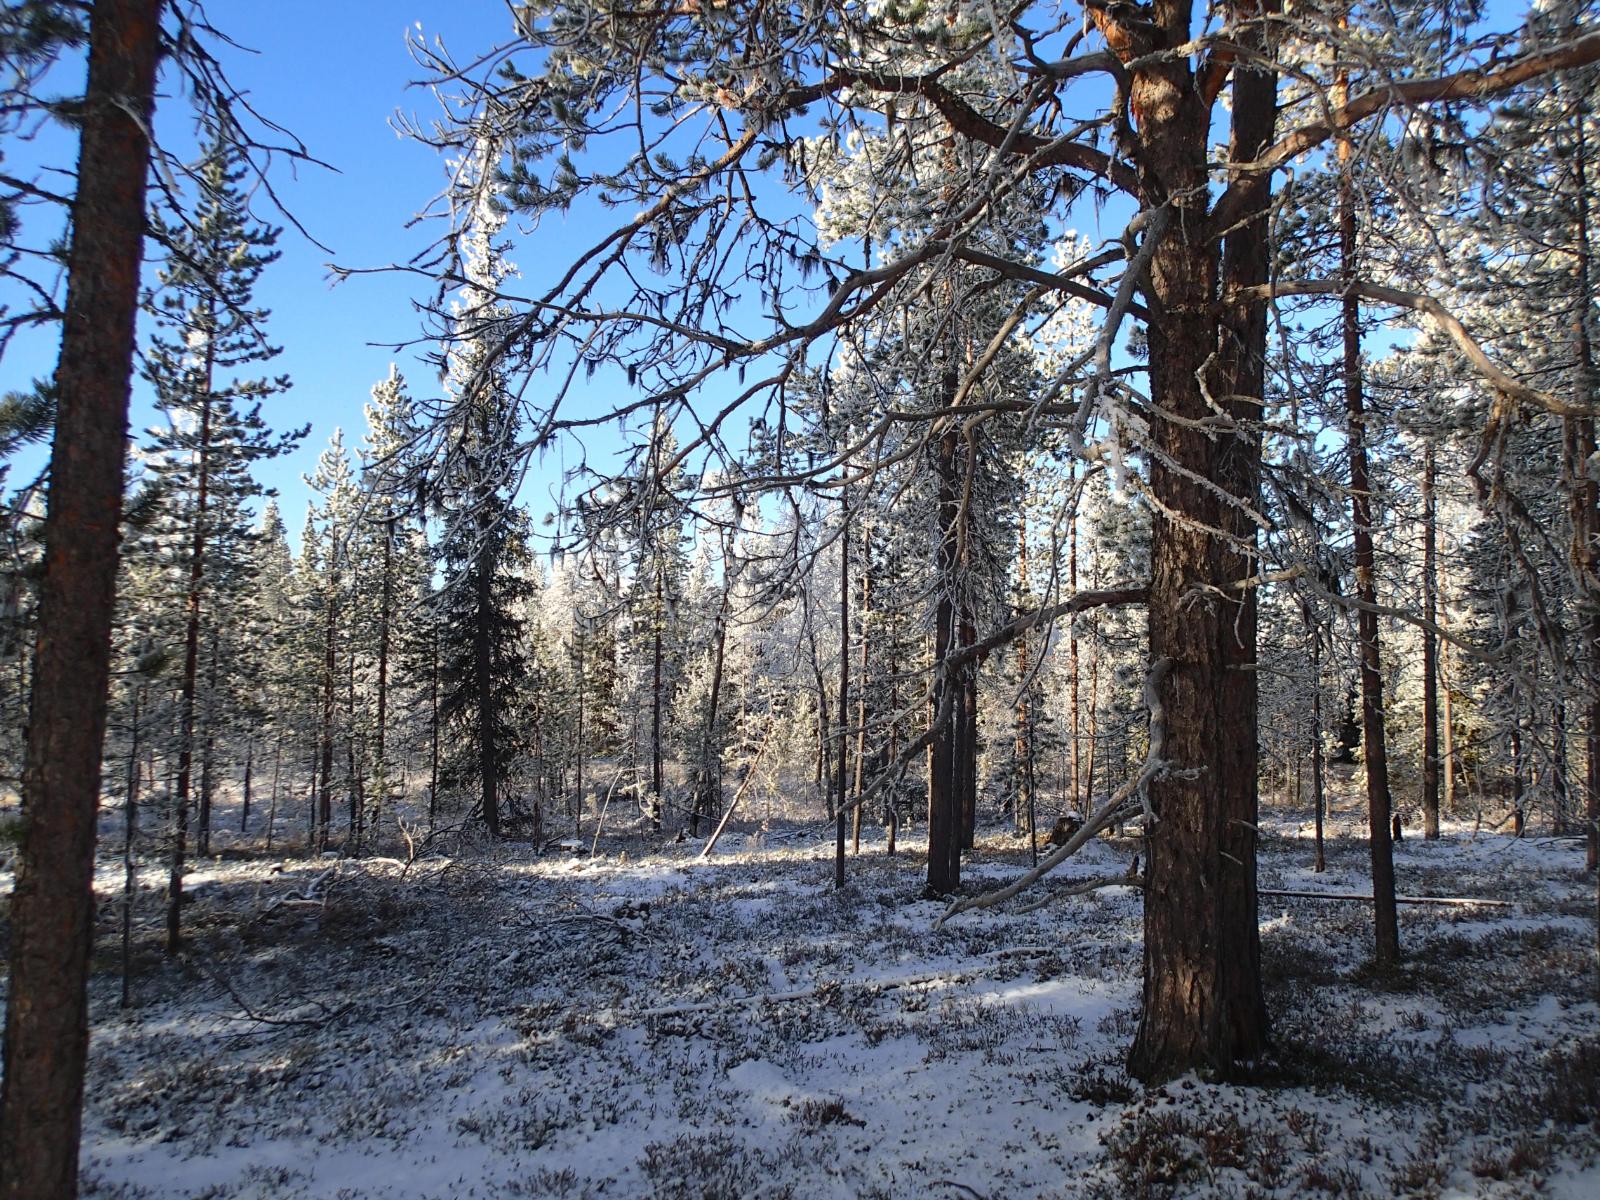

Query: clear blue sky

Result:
[1,2,576,536]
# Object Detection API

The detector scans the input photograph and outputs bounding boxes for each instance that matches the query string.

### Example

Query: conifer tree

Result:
[143,122,301,952]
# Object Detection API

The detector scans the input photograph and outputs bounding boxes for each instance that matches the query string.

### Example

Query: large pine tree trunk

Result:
[1126,3,1273,1082]
[0,3,162,1193]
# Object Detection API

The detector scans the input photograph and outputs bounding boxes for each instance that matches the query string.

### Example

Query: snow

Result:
[3,806,1597,1198]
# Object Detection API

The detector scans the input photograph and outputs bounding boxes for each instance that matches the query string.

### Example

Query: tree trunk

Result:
[835,488,849,889]
[650,564,664,833]
[926,411,962,895]
[197,633,219,858]
[168,384,213,950]
[265,731,283,852]
[852,528,871,853]
[1340,97,1400,972]
[121,687,143,1011]
[694,575,731,836]
[574,624,586,832]
[373,518,393,836]
[1126,5,1273,1082]
[0,4,161,1193]
[1442,631,1458,816]
[429,624,441,837]
[1311,625,1327,874]
[1422,442,1441,839]
[476,547,500,839]
[318,586,337,853]
[240,738,254,834]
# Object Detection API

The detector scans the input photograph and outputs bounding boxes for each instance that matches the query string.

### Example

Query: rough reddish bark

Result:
[1125,0,1274,1082]
[0,3,163,1195]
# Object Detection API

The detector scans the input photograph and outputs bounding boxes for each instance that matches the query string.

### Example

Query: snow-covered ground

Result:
[6,805,1598,1198]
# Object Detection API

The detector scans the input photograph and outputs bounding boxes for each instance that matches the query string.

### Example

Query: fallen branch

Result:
[1260,888,1512,908]
[1012,874,1145,915]
[699,719,778,859]
[252,865,336,922]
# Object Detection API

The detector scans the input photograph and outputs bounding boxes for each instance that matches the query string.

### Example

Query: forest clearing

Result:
[36,788,1599,1200]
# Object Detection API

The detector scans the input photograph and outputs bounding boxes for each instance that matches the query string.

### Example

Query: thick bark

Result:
[1126,1,1273,1082]
[0,3,162,1194]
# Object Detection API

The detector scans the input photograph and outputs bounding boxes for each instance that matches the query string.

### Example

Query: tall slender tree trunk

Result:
[574,624,586,832]
[1069,469,1081,813]
[1340,91,1400,972]
[835,488,849,889]
[1422,442,1441,839]
[694,578,731,837]
[927,405,962,895]
[265,731,283,852]
[1015,508,1033,837]
[1311,621,1327,874]
[318,587,337,853]
[197,632,219,858]
[373,518,393,835]
[650,565,664,833]
[168,382,214,951]
[1442,632,1458,816]
[121,686,143,1010]
[0,4,162,1193]
[853,529,871,852]
[1564,94,1599,876]
[475,544,501,839]
[429,624,441,837]
[346,623,361,853]
[240,738,254,834]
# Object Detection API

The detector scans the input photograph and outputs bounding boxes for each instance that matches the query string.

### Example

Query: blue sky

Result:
[1,2,561,534]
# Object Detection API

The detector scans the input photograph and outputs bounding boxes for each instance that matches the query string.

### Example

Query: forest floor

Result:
[3,798,1599,1199]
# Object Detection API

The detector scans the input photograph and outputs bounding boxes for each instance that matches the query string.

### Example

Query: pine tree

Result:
[142,121,301,952]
